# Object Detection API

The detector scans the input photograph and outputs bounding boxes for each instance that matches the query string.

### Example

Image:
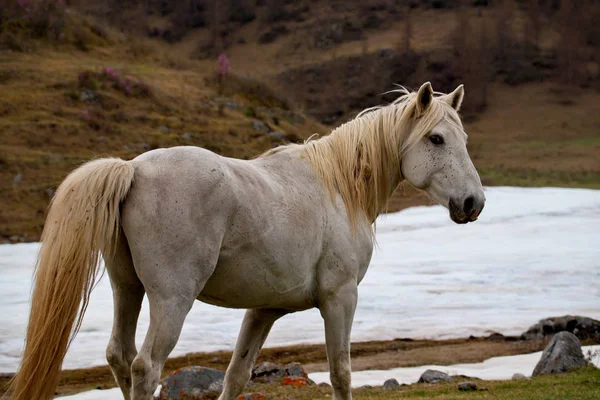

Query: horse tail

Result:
[9,158,135,400]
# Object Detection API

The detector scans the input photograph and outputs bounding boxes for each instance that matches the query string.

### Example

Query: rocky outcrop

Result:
[521,316,600,342]
[532,331,587,376]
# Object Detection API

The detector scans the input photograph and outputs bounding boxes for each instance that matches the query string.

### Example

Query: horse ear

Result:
[442,84,465,111]
[415,82,433,116]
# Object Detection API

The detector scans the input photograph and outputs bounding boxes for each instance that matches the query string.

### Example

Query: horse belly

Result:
[198,249,317,310]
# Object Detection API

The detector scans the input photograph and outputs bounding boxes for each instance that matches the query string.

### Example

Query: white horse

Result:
[10,82,484,400]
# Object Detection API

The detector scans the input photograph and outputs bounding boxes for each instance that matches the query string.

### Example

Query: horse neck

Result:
[307,106,406,224]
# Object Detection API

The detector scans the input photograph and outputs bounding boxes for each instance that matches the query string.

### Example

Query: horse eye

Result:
[429,135,444,145]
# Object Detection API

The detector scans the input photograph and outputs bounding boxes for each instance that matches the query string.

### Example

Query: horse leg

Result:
[129,282,199,400]
[218,309,287,400]
[320,282,358,400]
[105,233,145,399]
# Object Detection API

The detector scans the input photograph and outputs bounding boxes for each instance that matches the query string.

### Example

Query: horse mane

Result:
[263,87,462,233]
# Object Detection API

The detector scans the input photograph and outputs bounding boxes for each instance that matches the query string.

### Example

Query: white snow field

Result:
[1,186,599,374]
[61,345,600,399]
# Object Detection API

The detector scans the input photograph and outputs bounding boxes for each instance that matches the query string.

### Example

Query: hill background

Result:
[1,0,599,242]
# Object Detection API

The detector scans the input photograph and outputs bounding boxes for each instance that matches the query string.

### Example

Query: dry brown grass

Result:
[2,3,599,242]
[0,43,324,241]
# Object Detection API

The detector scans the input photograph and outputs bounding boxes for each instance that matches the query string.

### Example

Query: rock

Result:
[251,361,283,382]
[418,369,453,383]
[267,131,288,141]
[251,361,310,384]
[521,315,600,342]
[251,120,270,132]
[237,394,267,400]
[458,382,477,391]
[360,385,373,389]
[283,362,308,378]
[181,132,192,141]
[382,378,400,390]
[158,125,170,133]
[318,382,332,388]
[512,373,529,380]
[159,366,225,399]
[532,331,586,376]
[80,89,98,103]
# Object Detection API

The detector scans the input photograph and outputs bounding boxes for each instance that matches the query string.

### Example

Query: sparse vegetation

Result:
[246,366,600,399]
[0,0,599,244]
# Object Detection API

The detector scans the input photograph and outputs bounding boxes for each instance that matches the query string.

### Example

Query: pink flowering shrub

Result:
[215,53,230,98]
[217,53,231,77]
[78,68,152,98]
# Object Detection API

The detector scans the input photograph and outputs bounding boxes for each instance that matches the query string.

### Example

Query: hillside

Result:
[1,0,599,242]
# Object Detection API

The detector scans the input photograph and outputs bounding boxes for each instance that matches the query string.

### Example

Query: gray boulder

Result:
[532,331,586,376]
[418,369,453,383]
[521,315,600,342]
[159,366,224,399]
[382,378,400,390]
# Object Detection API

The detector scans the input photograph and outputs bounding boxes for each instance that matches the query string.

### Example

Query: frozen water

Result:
[1,186,599,373]
[309,345,600,387]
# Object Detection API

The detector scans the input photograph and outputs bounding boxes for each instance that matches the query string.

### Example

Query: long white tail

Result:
[8,158,135,400]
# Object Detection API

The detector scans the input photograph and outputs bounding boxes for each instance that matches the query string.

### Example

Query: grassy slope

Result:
[0,39,325,241]
[1,5,599,242]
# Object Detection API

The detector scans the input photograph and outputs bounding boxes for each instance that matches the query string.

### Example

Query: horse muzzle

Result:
[449,195,485,224]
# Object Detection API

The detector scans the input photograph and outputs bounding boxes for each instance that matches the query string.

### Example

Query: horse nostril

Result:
[464,196,475,215]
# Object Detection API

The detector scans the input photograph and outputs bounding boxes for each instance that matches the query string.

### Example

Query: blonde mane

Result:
[299,88,462,232]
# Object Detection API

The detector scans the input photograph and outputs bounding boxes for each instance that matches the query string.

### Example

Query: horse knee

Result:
[330,366,351,390]
[131,356,151,378]
[107,343,126,371]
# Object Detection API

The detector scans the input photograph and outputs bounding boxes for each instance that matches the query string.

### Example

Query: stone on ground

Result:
[532,331,586,376]
[418,369,453,383]
[382,378,400,390]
